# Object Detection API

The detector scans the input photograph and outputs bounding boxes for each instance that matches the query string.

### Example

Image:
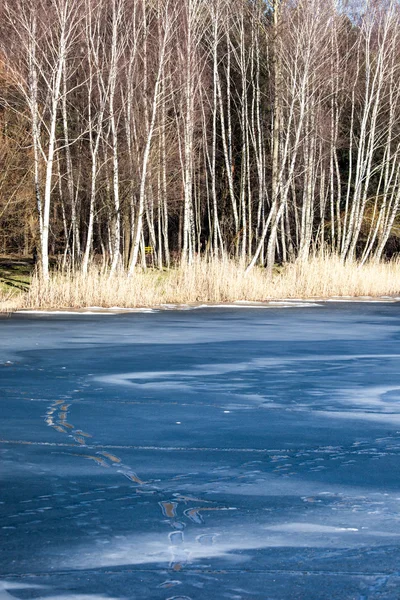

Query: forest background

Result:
[1,0,400,308]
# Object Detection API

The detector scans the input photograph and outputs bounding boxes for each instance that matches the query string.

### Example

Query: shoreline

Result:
[8,296,400,315]
[2,256,400,313]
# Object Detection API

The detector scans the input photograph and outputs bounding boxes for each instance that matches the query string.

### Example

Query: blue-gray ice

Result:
[2,303,400,599]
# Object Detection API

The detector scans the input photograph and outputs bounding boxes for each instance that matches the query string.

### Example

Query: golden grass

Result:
[1,254,400,311]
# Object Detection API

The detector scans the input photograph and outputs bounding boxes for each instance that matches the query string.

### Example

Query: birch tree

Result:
[2,0,82,279]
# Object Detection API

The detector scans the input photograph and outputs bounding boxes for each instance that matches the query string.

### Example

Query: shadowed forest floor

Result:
[0,257,33,295]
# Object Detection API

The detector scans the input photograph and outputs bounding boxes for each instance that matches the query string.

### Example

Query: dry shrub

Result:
[0,288,21,312]
[273,254,400,298]
[2,254,400,311]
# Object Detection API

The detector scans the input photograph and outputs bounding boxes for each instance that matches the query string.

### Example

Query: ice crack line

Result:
[41,398,238,600]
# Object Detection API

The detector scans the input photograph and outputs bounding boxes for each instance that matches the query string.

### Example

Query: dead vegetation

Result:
[1,255,400,312]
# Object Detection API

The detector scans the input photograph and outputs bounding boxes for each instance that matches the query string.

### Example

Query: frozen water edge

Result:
[15,310,119,315]
[14,298,400,315]
[15,302,322,314]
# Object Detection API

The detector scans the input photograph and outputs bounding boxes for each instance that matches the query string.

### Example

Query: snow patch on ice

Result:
[187,302,322,309]
[95,354,400,408]
[16,310,117,315]
[108,307,158,313]
[318,410,400,426]
[264,523,359,533]
[64,513,400,571]
[0,587,120,600]
[267,301,322,307]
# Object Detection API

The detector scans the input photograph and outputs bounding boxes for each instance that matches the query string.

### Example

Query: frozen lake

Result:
[1,303,400,599]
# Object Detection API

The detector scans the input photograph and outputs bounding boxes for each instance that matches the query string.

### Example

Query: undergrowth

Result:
[1,254,400,311]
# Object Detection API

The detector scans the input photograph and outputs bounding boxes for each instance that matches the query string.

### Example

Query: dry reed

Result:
[2,254,400,311]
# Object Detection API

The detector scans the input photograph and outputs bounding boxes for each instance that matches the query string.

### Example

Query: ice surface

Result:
[2,303,400,599]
